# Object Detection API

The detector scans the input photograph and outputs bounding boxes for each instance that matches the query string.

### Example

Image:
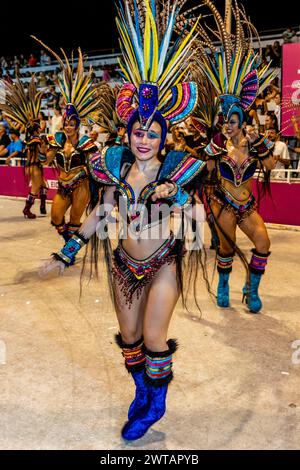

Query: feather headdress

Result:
[31,36,103,127]
[115,0,199,148]
[179,0,278,121]
[87,83,122,134]
[188,65,219,140]
[0,76,42,133]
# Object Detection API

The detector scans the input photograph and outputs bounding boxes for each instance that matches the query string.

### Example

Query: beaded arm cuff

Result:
[252,135,274,159]
[167,184,190,206]
[38,153,47,163]
[52,232,89,267]
[158,178,191,207]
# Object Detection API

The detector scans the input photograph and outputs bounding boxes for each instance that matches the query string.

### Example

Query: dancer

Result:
[41,0,207,441]
[0,77,48,218]
[32,39,103,240]
[193,0,277,312]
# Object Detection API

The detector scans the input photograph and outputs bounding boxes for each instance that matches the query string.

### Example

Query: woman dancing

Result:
[41,0,207,440]
[32,39,103,240]
[193,0,277,312]
[0,77,49,218]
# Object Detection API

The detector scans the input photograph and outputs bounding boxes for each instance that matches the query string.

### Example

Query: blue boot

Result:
[243,272,263,313]
[114,334,148,420]
[122,382,168,441]
[243,249,270,313]
[216,252,234,308]
[121,339,177,441]
[128,369,150,420]
[217,272,230,307]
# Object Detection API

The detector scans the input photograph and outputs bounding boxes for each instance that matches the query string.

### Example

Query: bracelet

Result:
[168,186,190,206]
[38,153,47,163]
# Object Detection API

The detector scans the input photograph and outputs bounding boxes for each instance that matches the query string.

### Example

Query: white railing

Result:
[271,169,300,183]
[2,159,300,184]
[4,53,122,84]
[255,168,300,184]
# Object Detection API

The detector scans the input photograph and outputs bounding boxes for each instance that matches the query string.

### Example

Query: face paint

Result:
[130,120,162,161]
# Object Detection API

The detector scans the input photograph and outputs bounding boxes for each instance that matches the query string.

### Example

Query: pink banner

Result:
[0,166,59,200]
[253,181,300,226]
[1,167,300,226]
[282,43,300,137]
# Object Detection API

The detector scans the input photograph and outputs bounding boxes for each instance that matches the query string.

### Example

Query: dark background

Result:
[1,0,298,57]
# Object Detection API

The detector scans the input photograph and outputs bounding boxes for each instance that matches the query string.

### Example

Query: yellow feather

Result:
[117,18,141,83]
[159,63,189,106]
[235,51,252,94]
[144,0,159,82]
[161,85,183,117]
[159,16,199,87]
[143,4,151,80]
[118,59,131,83]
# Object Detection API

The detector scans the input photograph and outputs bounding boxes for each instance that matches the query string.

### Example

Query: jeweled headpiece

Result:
[0,76,42,139]
[32,36,103,129]
[115,0,199,149]
[183,0,277,124]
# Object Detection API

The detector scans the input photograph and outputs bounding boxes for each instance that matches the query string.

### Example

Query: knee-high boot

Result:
[115,334,149,420]
[121,339,178,441]
[217,251,234,308]
[23,193,37,219]
[39,186,48,215]
[243,249,270,313]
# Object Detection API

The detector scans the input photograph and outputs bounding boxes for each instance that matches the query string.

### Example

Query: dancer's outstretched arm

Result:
[39,185,116,276]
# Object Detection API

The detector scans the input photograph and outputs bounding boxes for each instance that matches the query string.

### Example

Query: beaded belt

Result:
[117,234,177,280]
[58,170,88,195]
[112,233,180,307]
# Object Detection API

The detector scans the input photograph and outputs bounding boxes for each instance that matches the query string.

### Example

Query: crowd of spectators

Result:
[0,47,121,86]
[1,24,299,81]
[1,31,300,177]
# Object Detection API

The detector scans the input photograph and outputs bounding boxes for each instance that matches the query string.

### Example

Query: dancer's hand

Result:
[39,258,65,278]
[152,182,177,201]
[247,130,260,143]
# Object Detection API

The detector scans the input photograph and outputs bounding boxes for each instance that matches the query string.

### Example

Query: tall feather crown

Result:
[0,76,42,134]
[87,83,122,134]
[179,0,277,122]
[115,0,199,143]
[31,36,103,127]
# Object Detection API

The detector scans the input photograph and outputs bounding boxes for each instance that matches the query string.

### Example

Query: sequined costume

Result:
[205,132,274,224]
[52,0,207,442]
[46,132,97,197]
[32,37,105,240]
[181,0,277,312]
[88,144,205,305]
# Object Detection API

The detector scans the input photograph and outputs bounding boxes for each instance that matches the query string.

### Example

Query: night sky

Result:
[0,0,297,58]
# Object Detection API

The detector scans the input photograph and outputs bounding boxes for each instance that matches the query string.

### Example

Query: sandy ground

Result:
[0,197,299,450]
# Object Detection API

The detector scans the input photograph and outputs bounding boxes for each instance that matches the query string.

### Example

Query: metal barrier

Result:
[260,169,300,184]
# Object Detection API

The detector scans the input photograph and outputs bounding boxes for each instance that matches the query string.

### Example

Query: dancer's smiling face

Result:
[64,119,78,138]
[225,113,245,138]
[130,121,162,161]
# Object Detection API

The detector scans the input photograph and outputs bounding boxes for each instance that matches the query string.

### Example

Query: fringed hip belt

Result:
[58,170,88,197]
[210,188,257,225]
[112,233,181,307]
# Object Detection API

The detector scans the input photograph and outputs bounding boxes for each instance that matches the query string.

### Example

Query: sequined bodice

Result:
[56,149,87,173]
[218,154,258,187]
